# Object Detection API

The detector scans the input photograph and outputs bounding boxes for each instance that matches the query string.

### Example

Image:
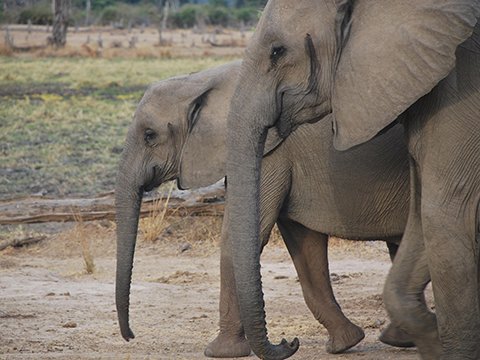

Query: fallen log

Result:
[0,182,225,225]
[206,39,231,47]
[10,44,48,52]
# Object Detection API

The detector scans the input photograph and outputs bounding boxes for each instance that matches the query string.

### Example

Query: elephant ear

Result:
[178,61,242,189]
[178,89,228,189]
[331,0,479,150]
[179,97,283,189]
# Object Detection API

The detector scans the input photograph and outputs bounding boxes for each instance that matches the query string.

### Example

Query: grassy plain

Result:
[0,56,239,199]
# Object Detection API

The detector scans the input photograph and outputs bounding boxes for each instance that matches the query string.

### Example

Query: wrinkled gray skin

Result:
[225,0,480,359]
[115,60,414,357]
[205,121,414,357]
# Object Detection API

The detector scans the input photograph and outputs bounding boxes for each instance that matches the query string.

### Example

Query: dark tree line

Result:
[1,0,266,47]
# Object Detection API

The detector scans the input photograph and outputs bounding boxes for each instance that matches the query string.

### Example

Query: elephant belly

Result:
[283,174,410,241]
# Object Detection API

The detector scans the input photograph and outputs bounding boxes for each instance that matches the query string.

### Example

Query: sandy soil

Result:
[0,25,252,59]
[0,220,429,360]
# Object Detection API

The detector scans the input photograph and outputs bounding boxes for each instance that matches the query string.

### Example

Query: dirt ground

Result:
[0,25,251,59]
[0,218,432,360]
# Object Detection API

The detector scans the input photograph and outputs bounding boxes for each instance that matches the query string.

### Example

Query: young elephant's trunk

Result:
[115,152,144,341]
[226,91,299,360]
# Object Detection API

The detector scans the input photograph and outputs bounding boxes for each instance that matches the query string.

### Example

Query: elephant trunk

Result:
[115,146,144,341]
[226,90,299,360]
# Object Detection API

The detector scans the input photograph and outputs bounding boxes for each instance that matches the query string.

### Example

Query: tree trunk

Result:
[85,0,90,27]
[161,0,169,32]
[156,0,163,14]
[52,0,69,48]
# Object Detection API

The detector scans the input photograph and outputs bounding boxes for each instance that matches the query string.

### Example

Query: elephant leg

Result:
[204,205,251,358]
[383,156,442,359]
[205,180,284,358]
[386,240,399,262]
[379,235,416,348]
[276,218,364,354]
[421,179,480,359]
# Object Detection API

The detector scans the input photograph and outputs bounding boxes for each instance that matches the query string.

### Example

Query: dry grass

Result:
[328,236,389,257]
[58,184,95,274]
[0,56,238,90]
[0,44,14,56]
[0,27,251,60]
[0,224,41,245]
[177,216,223,247]
[72,213,95,274]
[140,182,175,242]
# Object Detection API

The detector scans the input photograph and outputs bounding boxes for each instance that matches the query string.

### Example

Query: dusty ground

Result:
[0,219,431,360]
[0,25,251,59]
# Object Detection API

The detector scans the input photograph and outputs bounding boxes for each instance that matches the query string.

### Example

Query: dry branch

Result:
[0,236,47,251]
[206,39,230,47]
[0,184,225,225]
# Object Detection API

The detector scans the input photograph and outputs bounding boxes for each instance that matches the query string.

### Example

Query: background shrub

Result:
[1,0,262,29]
[205,5,232,27]
[18,2,53,25]
[99,3,158,26]
[235,6,256,25]
[171,4,197,28]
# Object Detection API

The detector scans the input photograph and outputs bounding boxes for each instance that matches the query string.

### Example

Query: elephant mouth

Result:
[143,166,159,192]
[176,178,187,191]
[296,102,332,125]
[275,92,332,138]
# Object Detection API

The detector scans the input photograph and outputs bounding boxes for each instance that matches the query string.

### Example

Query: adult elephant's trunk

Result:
[226,80,299,360]
[115,148,144,341]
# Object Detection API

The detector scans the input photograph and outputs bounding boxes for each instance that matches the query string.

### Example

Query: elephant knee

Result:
[383,281,404,321]
[384,278,418,322]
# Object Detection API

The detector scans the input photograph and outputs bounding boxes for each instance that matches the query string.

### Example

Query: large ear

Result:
[178,91,227,189]
[332,0,479,150]
[178,61,241,189]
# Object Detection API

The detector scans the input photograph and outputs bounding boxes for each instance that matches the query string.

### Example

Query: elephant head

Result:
[115,60,242,341]
[226,0,479,358]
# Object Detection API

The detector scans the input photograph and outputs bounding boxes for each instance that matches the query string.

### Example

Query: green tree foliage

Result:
[171,4,197,28]
[1,0,264,27]
[205,4,232,26]
[99,3,158,26]
[235,6,256,23]
[18,2,54,25]
[210,0,227,6]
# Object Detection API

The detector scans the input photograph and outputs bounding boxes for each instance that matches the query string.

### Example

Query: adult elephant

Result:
[114,60,413,357]
[207,117,411,357]
[225,0,480,359]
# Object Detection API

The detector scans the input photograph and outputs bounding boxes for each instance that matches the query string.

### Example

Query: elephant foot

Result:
[378,323,415,348]
[414,328,442,360]
[326,323,365,354]
[204,333,251,358]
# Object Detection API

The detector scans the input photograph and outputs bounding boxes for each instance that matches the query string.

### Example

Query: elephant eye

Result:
[270,45,286,63]
[144,128,156,144]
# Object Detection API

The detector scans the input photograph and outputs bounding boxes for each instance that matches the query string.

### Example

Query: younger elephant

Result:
[115,60,413,357]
